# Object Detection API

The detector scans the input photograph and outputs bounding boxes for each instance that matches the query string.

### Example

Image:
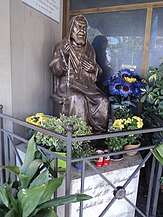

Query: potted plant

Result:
[106,116,144,158]
[123,116,144,156]
[105,120,128,160]
[0,136,92,217]
[27,114,94,169]
[72,142,96,170]
[104,68,147,117]
[105,134,127,161]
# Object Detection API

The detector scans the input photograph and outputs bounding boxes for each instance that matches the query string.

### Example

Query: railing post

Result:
[65,125,73,217]
[151,161,162,216]
[0,104,5,183]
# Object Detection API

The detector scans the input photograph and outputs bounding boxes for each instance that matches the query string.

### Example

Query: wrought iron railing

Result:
[0,104,162,217]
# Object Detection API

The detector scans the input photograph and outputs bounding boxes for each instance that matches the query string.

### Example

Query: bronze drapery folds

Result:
[49,15,109,133]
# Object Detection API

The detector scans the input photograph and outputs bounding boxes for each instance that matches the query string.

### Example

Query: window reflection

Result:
[148,8,163,68]
[70,0,163,10]
[85,10,146,76]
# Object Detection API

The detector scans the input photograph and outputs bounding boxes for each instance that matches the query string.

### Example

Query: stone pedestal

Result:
[16,143,142,217]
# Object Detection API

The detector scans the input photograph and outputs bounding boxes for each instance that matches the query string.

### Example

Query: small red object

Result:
[103,150,110,166]
[95,150,104,167]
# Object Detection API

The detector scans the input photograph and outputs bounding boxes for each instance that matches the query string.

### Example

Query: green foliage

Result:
[35,114,94,158]
[114,106,133,119]
[72,143,96,159]
[0,136,92,217]
[160,177,163,185]
[141,63,163,118]
[152,143,163,165]
[105,135,127,152]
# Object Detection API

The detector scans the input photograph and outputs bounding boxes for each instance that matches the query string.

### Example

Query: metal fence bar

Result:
[86,161,116,190]
[99,197,117,217]
[0,105,5,183]
[124,196,147,217]
[65,126,73,217]
[123,151,152,188]
[79,159,86,217]
[0,110,163,217]
[146,156,156,217]
[151,162,162,216]
[8,135,23,166]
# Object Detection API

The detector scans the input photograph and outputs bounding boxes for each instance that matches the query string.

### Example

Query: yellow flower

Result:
[113,119,125,129]
[137,120,143,128]
[26,117,33,124]
[35,113,44,117]
[124,118,131,124]
[34,122,40,126]
[124,77,137,83]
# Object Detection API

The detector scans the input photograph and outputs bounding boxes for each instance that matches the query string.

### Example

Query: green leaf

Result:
[153,88,160,93]
[147,94,154,104]
[6,186,18,213]
[148,74,157,82]
[34,208,57,217]
[30,176,64,217]
[18,185,46,217]
[20,136,37,174]
[161,89,163,95]
[5,208,17,217]
[19,174,29,189]
[0,185,10,208]
[0,208,8,216]
[40,176,64,203]
[152,143,163,165]
[37,194,92,209]
[158,101,163,109]
[0,166,20,176]
[29,170,49,189]
[140,94,146,103]
[26,159,43,185]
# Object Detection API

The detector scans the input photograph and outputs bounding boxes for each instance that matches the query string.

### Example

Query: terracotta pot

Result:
[124,143,141,156]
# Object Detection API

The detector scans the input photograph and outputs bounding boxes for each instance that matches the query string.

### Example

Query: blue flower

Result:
[109,78,123,95]
[119,82,132,97]
[118,68,134,78]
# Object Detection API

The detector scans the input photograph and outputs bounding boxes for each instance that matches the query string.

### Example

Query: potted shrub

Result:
[105,120,128,160]
[123,116,144,156]
[105,116,144,158]
[72,142,96,170]
[0,136,92,217]
[105,134,127,161]
[27,114,94,169]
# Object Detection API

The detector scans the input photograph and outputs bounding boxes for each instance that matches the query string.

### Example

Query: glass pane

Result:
[83,10,146,78]
[70,0,163,10]
[148,8,163,69]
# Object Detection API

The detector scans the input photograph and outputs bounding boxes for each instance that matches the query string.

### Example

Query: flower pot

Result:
[110,154,123,161]
[51,152,66,169]
[124,143,141,156]
[73,162,83,171]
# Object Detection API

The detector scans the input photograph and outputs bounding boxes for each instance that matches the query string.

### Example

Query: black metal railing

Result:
[0,105,162,217]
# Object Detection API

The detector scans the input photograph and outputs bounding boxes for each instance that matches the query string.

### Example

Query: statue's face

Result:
[71,19,87,47]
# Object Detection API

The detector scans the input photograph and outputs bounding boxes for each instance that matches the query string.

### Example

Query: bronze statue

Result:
[49,15,109,133]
